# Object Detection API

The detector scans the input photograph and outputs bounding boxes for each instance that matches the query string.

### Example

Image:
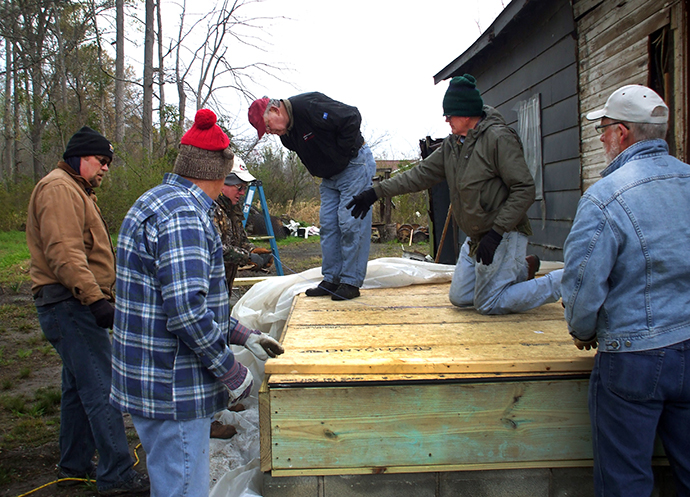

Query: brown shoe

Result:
[526,255,541,280]
[210,420,237,439]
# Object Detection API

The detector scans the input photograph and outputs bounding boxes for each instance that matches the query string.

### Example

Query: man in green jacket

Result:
[347,74,562,314]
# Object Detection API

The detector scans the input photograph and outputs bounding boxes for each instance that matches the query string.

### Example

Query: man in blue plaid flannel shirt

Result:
[111,109,280,496]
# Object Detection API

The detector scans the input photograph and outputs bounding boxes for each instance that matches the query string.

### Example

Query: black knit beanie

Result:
[442,74,484,117]
[63,126,114,161]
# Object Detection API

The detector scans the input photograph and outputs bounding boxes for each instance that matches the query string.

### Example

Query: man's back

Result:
[565,138,690,351]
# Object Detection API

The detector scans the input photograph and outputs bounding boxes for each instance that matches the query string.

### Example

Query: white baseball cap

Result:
[224,156,255,185]
[586,85,668,124]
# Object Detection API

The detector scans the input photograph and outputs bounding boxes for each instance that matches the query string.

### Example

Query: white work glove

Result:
[245,332,285,361]
[220,363,254,406]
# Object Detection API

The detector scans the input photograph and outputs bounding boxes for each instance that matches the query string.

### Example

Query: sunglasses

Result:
[94,156,111,166]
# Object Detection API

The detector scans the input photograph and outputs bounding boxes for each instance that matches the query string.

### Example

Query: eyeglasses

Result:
[595,122,629,134]
[233,184,247,193]
[94,156,111,167]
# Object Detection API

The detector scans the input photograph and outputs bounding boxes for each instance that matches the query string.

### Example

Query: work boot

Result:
[526,255,541,280]
[210,420,237,439]
[57,465,97,487]
[331,283,360,301]
[98,471,149,496]
[305,280,339,297]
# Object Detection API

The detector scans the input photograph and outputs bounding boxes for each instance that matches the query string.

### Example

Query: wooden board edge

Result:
[270,459,595,477]
[265,358,595,376]
[259,376,272,472]
[277,296,301,345]
[270,457,671,477]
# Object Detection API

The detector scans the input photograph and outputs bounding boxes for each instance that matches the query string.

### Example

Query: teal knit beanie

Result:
[442,74,484,117]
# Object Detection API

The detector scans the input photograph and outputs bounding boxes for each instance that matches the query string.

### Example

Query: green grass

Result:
[0,231,31,287]
[274,234,321,248]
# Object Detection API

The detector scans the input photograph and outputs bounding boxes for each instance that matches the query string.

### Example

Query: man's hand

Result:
[89,299,115,329]
[220,363,254,406]
[346,188,378,219]
[245,333,285,361]
[476,229,502,265]
[573,337,598,350]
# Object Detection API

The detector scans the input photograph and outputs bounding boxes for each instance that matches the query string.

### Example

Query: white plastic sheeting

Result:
[208,257,455,497]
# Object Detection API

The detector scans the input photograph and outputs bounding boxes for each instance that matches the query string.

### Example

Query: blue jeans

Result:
[131,415,212,497]
[589,341,690,497]
[448,232,562,314]
[319,144,376,288]
[36,297,136,490]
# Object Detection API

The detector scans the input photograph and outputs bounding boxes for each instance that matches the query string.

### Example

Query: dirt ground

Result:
[0,238,431,497]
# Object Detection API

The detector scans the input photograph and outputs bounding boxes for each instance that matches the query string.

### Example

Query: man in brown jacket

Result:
[347,75,562,315]
[26,126,149,495]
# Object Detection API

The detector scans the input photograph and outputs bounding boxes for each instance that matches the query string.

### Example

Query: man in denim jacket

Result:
[562,85,690,496]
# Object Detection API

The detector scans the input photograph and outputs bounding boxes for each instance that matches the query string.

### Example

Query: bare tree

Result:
[115,0,125,143]
[170,0,284,124]
[142,0,154,153]
[156,0,166,149]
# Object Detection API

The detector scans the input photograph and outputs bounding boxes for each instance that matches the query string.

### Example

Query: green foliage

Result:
[1,394,26,414]
[33,387,61,416]
[0,177,35,231]
[249,145,319,205]
[98,150,176,234]
[2,417,55,449]
[0,231,31,290]
[16,349,32,360]
[390,191,430,226]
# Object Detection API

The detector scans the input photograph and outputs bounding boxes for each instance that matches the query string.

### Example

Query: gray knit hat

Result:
[173,109,234,180]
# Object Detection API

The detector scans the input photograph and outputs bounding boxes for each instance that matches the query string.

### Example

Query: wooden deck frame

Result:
[260,283,606,476]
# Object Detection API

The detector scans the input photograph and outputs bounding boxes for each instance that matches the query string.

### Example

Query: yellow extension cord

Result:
[15,443,143,497]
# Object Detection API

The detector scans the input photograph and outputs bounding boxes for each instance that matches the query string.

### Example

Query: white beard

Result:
[605,139,622,165]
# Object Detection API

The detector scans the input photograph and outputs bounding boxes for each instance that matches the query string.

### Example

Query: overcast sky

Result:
[148,0,508,159]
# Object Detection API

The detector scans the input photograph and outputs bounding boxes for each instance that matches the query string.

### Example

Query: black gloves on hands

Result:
[476,229,503,266]
[89,298,115,329]
[573,337,598,350]
[346,188,378,219]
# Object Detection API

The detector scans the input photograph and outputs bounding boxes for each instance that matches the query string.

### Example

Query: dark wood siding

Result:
[440,0,580,261]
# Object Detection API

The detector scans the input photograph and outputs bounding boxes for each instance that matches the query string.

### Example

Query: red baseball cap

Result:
[248,98,269,138]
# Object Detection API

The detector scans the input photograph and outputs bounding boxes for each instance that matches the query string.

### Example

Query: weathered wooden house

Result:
[432,0,688,262]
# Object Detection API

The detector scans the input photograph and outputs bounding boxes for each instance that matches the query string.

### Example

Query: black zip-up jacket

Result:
[279,92,365,179]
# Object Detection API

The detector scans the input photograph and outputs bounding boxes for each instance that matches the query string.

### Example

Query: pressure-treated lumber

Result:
[268,378,593,474]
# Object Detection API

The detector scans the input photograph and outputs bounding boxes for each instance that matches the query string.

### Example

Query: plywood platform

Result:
[266,283,594,376]
[260,282,600,476]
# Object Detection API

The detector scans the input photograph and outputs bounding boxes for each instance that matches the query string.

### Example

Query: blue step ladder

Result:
[242,180,284,276]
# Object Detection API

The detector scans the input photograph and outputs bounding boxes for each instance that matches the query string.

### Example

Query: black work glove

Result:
[573,337,598,351]
[89,298,115,329]
[346,188,378,219]
[476,229,502,266]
